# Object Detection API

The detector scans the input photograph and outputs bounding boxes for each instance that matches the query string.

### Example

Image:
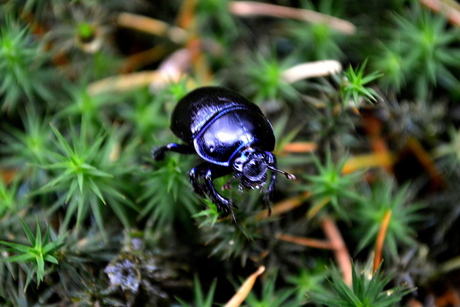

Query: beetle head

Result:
[231,148,296,191]
[232,148,268,189]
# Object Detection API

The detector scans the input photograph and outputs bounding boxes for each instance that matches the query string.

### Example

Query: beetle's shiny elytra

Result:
[152,86,295,221]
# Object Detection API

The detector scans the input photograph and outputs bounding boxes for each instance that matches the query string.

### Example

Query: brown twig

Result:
[407,297,425,307]
[120,45,173,73]
[276,216,351,285]
[256,191,311,220]
[282,60,342,83]
[321,217,352,286]
[419,0,460,26]
[1,169,17,184]
[224,266,265,307]
[282,142,317,154]
[405,136,446,191]
[176,0,198,29]
[187,38,213,83]
[276,233,333,249]
[362,112,393,173]
[229,1,356,35]
[116,12,188,44]
[87,70,184,96]
[373,209,392,272]
[341,152,396,175]
[434,285,460,307]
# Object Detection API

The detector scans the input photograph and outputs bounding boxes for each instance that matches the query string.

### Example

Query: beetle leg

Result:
[189,162,236,222]
[205,168,237,222]
[264,153,278,216]
[189,167,207,198]
[222,173,242,191]
[152,143,196,161]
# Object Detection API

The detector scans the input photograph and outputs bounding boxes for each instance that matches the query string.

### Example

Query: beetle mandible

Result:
[152,86,295,221]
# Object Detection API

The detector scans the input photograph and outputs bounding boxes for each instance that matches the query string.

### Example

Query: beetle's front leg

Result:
[152,143,196,161]
[189,167,207,199]
[189,163,236,221]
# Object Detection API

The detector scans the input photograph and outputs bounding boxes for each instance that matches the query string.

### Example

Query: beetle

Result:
[152,86,295,221]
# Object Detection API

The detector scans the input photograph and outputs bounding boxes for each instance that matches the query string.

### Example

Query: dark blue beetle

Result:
[153,86,295,220]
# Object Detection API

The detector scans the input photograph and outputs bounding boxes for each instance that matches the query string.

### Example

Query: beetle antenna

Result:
[268,165,296,180]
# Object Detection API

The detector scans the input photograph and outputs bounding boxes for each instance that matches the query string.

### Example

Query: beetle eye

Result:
[233,159,244,171]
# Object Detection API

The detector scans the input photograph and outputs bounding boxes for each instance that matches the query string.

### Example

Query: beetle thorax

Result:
[232,148,268,189]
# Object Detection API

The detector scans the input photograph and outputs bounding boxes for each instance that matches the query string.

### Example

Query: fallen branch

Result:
[282,60,342,84]
[229,1,356,35]
[256,191,311,220]
[117,12,188,43]
[419,0,460,26]
[276,216,352,286]
[341,152,396,175]
[224,266,265,307]
[276,233,332,249]
[282,142,318,154]
[373,210,392,272]
[322,217,352,286]
[87,70,184,96]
